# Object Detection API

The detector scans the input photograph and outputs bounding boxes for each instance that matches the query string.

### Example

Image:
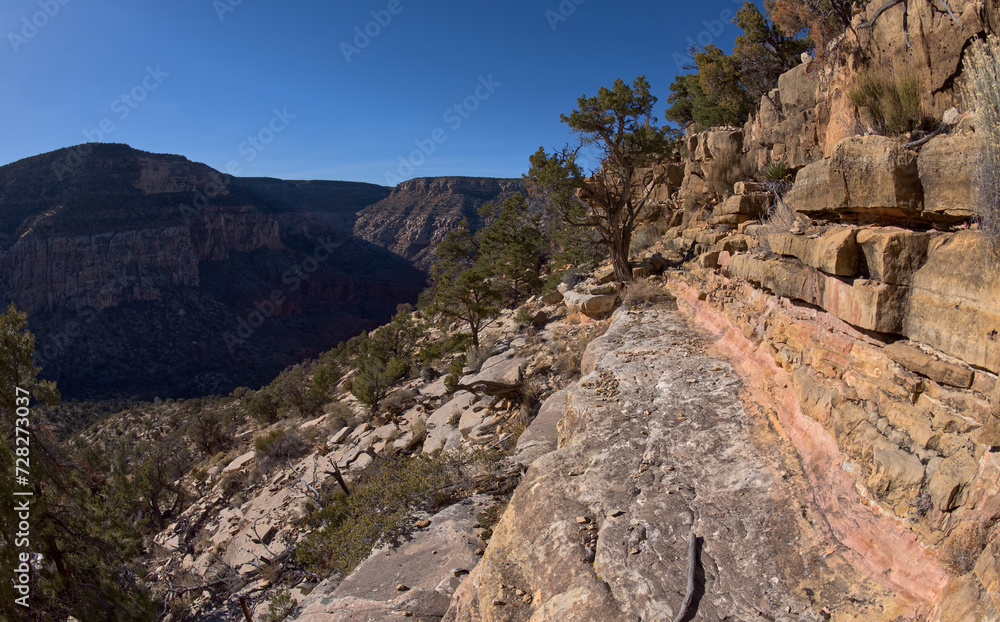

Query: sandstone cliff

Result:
[353,177,527,270]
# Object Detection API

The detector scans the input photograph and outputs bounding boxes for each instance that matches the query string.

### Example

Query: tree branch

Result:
[857,0,903,30]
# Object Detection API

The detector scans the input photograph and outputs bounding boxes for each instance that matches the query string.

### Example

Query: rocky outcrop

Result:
[353,177,527,269]
[446,304,921,621]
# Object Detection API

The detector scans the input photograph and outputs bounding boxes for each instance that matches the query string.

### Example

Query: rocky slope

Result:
[353,177,526,270]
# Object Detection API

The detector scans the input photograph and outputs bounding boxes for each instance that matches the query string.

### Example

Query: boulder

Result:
[785,157,835,216]
[917,133,980,221]
[828,136,923,217]
[563,289,618,318]
[470,352,528,386]
[767,227,859,277]
[541,290,564,305]
[902,232,1000,374]
[856,227,930,285]
[717,193,770,217]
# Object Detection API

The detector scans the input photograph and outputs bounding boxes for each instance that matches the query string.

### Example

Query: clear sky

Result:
[1,0,751,186]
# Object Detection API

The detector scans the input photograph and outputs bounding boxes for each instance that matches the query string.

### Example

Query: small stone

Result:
[414,519,431,528]
[492,599,506,606]
[576,516,590,524]
[475,548,485,555]
[609,510,624,517]
[514,589,525,597]
[432,550,437,555]
[396,584,409,591]
[629,548,641,555]
[451,568,467,577]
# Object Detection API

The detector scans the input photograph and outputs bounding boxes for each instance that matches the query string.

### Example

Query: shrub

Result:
[630,223,660,254]
[254,428,309,473]
[939,522,990,575]
[964,34,1000,259]
[296,454,460,578]
[514,307,534,327]
[850,69,924,136]
[476,495,511,542]
[265,589,296,622]
[761,160,789,181]
[620,278,671,309]
[706,141,755,198]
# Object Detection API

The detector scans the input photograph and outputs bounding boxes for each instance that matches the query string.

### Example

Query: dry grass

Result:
[630,223,661,255]
[620,278,672,309]
[850,69,924,136]
[964,35,1000,260]
[939,522,991,575]
[706,142,755,198]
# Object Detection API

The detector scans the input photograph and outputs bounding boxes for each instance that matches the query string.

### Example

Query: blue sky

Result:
[1,0,751,186]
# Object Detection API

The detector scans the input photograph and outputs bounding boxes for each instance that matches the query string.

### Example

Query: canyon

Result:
[0,143,519,399]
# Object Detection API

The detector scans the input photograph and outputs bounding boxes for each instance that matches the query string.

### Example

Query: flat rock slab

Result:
[446,305,900,621]
[294,496,490,622]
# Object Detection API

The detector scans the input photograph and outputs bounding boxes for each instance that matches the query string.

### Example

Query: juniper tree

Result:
[528,76,674,282]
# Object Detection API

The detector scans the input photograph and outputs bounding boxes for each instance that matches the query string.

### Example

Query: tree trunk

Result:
[610,231,633,282]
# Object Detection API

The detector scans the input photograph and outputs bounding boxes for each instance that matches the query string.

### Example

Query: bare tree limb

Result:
[857,0,904,29]
[904,123,949,150]
[287,458,323,505]
[672,532,698,622]
[936,0,963,29]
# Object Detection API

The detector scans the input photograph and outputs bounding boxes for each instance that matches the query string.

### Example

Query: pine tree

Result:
[0,304,157,621]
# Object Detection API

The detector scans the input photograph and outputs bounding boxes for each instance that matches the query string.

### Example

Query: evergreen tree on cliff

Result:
[528,76,675,282]
[0,304,157,621]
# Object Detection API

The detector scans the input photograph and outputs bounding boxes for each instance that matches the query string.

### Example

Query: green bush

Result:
[265,589,296,622]
[850,69,924,136]
[761,160,789,181]
[964,34,1000,259]
[296,454,459,578]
